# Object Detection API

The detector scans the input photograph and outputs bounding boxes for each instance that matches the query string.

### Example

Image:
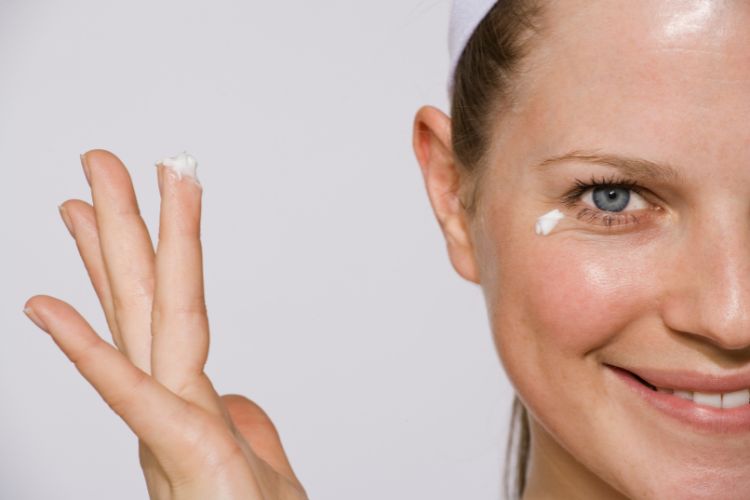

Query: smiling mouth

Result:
[608,365,750,410]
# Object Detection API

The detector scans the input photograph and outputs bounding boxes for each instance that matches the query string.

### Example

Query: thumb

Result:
[221,394,303,489]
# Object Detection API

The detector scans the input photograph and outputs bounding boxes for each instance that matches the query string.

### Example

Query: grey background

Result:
[0,1,514,498]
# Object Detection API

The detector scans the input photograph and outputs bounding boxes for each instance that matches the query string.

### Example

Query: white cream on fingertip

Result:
[535,209,565,236]
[156,151,199,184]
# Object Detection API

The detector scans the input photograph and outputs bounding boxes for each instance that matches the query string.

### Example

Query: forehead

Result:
[494,0,750,174]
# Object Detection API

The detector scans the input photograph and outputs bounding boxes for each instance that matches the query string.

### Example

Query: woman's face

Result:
[468,0,750,498]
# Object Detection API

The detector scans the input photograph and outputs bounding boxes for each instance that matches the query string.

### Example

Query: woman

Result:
[23,0,750,498]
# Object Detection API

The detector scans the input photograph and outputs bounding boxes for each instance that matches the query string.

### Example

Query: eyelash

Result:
[560,175,654,228]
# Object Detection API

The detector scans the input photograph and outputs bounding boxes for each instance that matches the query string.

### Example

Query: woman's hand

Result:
[23,150,307,500]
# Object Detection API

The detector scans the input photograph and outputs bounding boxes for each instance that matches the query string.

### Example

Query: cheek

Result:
[524,242,650,351]
[490,235,663,380]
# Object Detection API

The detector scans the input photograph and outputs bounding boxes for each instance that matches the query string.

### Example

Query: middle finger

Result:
[82,149,156,372]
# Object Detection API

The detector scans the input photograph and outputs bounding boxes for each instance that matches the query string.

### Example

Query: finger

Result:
[82,149,156,373]
[151,162,213,404]
[221,394,304,490]
[22,295,231,473]
[59,200,121,350]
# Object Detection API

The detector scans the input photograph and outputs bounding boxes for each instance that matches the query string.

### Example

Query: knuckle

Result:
[116,208,143,223]
[210,439,246,474]
[107,368,150,417]
[151,299,207,322]
[168,412,229,474]
[111,295,138,314]
[69,333,106,368]
[111,288,153,318]
[163,372,203,401]
[176,222,201,239]
[192,420,242,471]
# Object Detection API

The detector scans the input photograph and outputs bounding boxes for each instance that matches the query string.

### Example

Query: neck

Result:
[520,417,629,500]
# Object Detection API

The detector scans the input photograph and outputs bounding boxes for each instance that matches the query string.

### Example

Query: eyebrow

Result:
[535,149,684,182]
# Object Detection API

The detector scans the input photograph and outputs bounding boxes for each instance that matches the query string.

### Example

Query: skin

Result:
[414,0,750,498]
[22,1,750,499]
[24,150,307,499]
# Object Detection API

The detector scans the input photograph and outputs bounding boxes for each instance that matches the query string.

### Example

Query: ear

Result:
[412,105,480,284]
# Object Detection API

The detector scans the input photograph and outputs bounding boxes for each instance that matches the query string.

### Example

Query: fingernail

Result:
[23,306,49,333]
[80,152,92,186]
[156,153,202,189]
[157,164,190,191]
[58,204,75,237]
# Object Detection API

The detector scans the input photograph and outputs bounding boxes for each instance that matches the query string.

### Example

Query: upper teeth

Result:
[658,387,750,409]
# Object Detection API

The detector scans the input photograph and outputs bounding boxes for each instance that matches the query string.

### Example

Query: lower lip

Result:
[606,365,750,434]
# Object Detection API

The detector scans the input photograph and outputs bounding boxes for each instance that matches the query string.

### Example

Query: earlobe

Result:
[412,106,480,284]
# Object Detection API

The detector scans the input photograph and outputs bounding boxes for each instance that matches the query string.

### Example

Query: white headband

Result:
[448,0,499,96]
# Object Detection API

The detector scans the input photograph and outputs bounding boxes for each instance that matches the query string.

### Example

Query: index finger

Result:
[23,296,234,475]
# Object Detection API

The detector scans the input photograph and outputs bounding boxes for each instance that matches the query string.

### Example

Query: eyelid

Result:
[561,175,646,208]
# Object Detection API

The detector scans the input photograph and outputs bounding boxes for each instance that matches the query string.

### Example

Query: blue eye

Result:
[579,184,648,213]
[561,176,656,228]
[592,187,630,212]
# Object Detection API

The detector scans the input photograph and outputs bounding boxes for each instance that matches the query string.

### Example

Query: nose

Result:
[660,211,750,351]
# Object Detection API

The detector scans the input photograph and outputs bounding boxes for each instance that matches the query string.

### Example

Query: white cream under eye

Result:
[535,209,565,236]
